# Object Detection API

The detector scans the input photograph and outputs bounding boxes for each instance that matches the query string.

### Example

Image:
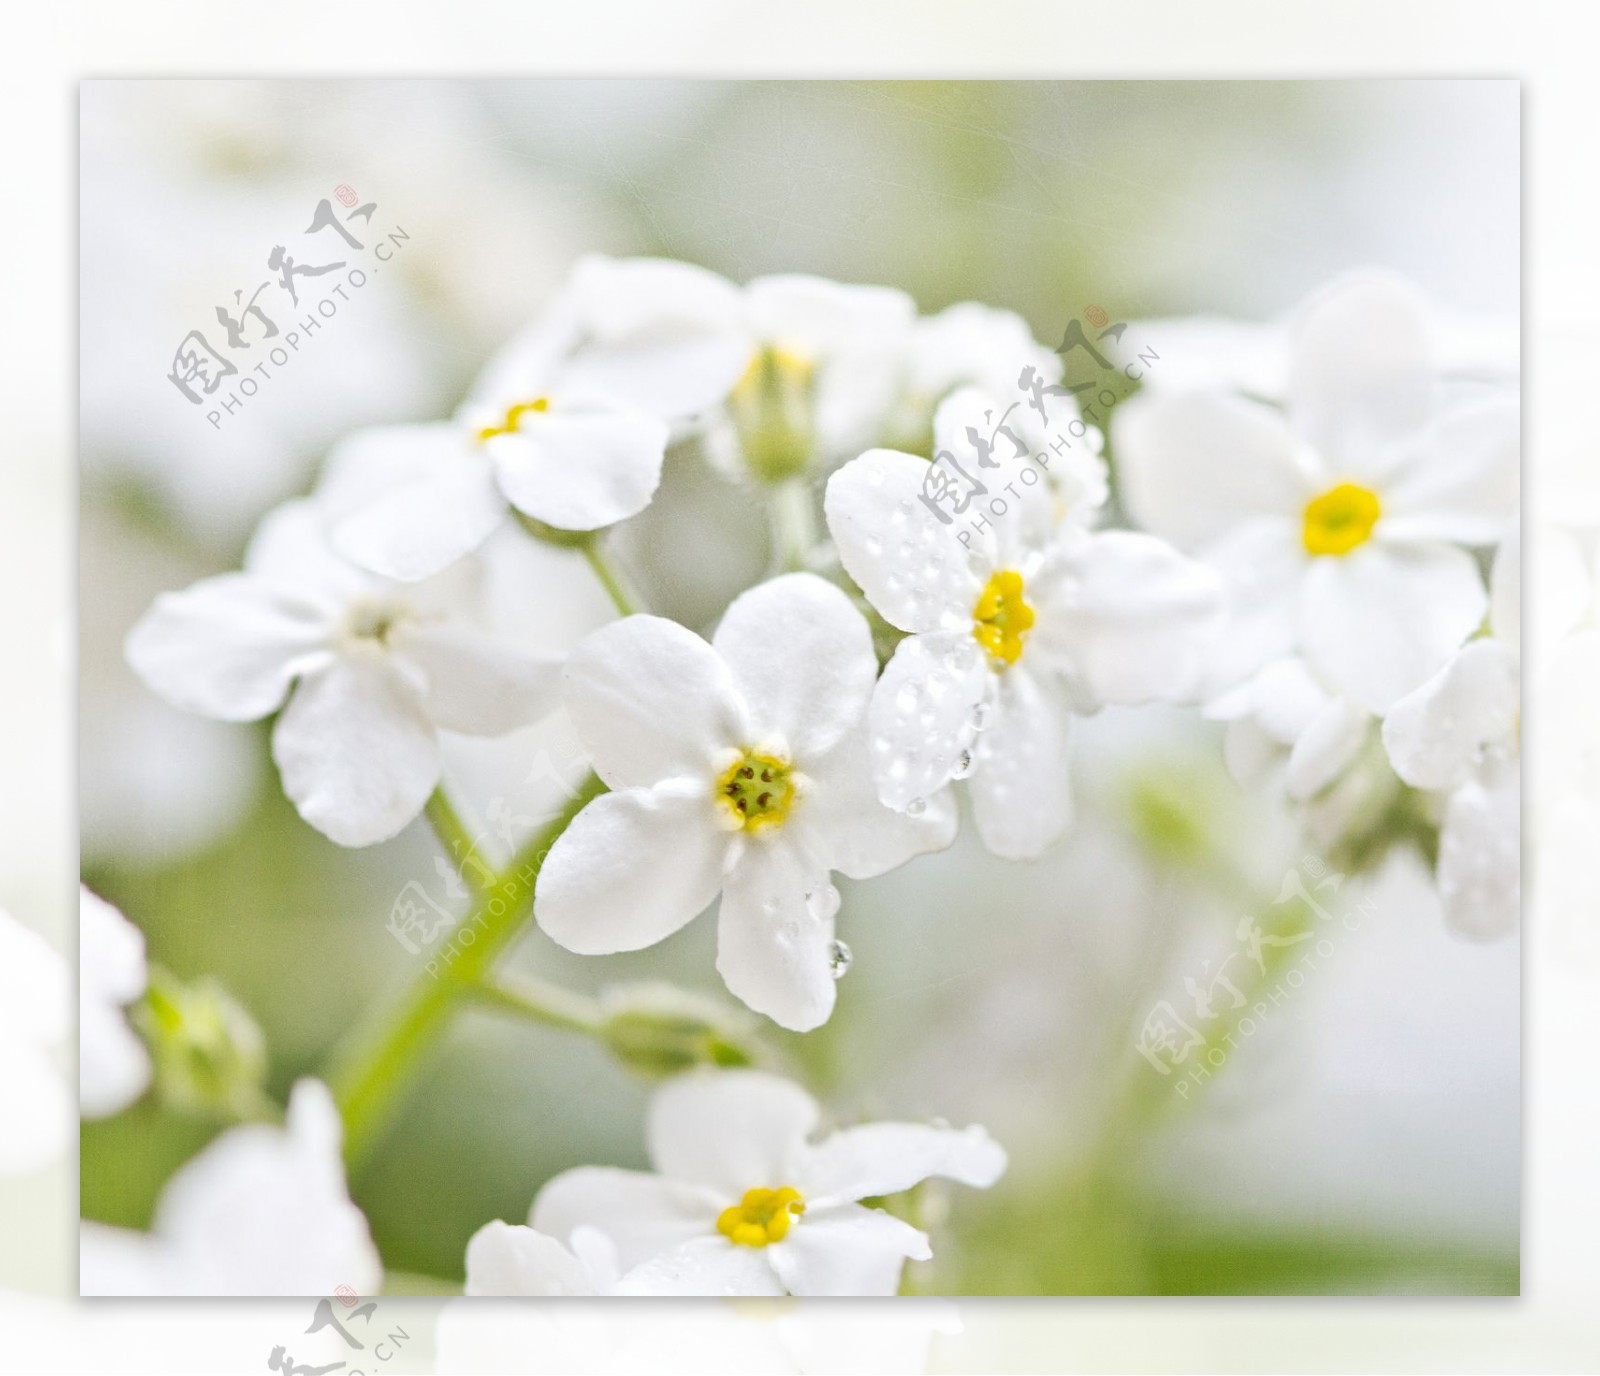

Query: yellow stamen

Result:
[476,396,550,443]
[972,569,1035,666]
[716,1186,806,1247]
[716,750,797,832]
[1302,482,1381,556]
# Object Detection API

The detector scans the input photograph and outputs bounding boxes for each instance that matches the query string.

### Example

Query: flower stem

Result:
[422,787,483,893]
[581,538,643,618]
[467,972,605,1036]
[768,477,818,574]
[328,772,605,1167]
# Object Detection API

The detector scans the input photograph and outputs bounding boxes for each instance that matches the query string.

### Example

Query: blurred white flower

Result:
[1206,656,1373,803]
[529,1071,1004,1296]
[825,394,1220,858]
[1383,525,1521,939]
[333,256,751,580]
[79,887,151,1120]
[463,1220,623,1296]
[80,1079,381,1295]
[536,573,955,1030]
[1114,273,1519,710]
[0,908,70,1175]
[881,302,1065,449]
[127,494,562,847]
[709,274,917,481]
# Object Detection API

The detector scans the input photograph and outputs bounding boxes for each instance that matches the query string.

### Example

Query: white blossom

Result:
[79,887,152,1119]
[536,573,955,1030]
[1383,525,1521,938]
[825,389,1220,858]
[80,1079,381,1295]
[127,486,562,847]
[1114,273,1519,710]
[526,1071,1004,1296]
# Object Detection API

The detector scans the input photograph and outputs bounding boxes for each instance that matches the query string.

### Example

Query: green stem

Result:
[581,539,643,617]
[467,972,604,1036]
[423,787,483,893]
[768,477,818,574]
[328,773,605,1166]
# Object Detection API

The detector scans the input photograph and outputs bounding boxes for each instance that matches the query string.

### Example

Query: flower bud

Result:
[135,969,268,1120]
[598,982,759,1078]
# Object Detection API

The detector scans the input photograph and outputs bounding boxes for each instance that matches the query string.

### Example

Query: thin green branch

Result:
[581,538,643,617]
[328,773,605,1167]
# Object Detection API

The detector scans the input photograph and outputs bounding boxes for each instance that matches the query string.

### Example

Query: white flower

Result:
[1114,273,1519,711]
[1382,525,1520,939]
[1205,656,1373,803]
[80,1079,381,1295]
[881,302,1065,448]
[330,255,749,581]
[536,573,955,1031]
[824,392,1220,859]
[126,494,562,847]
[709,274,917,481]
[0,907,70,1174]
[463,1221,623,1296]
[527,1070,1005,1296]
[79,887,151,1119]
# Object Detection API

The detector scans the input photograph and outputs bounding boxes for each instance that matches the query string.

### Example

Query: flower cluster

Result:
[104,257,1518,1296]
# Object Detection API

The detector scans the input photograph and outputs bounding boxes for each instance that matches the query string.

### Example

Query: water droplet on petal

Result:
[829,939,853,979]
[953,749,974,779]
[906,797,927,818]
[972,702,990,731]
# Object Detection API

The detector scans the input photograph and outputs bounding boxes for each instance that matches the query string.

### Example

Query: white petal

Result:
[1379,399,1520,546]
[535,787,728,954]
[463,1221,599,1296]
[767,1205,930,1297]
[559,254,749,418]
[489,410,669,532]
[824,449,984,634]
[150,1079,381,1296]
[329,431,506,582]
[1284,697,1371,801]
[1112,391,1310,547]
[867,630,989,811]
[1301,542,1487,714]
[1381,638,1519,791]
[125,574,332,722]
[798,1122,1007,1205]
[80,1223,172,1296]
[1205,657,1330,744]
[390,623,562,736]
[530,1166,716,1272]
[712,573,876,757]
[1192,518,1307,693]
[647,1069,821,1195]
[243,498,374,601]
[1288,273,1434,475]
[797,723,959,880]
[271,657,440,847]
[563,614,746,791]
[716,841,840,1032]
[613,1235,786,1297]
[1035,531,1222,705]
[1437,764,1520,941]
[79,890,150,1118]
[969,667,1073,860]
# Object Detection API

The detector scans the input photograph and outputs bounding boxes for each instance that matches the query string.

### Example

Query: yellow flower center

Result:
[716,751,797,832]
[476,396,549,443]
[717,1186,806,1247]
[972,569,1035,666]
[1302,482,1381,556]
